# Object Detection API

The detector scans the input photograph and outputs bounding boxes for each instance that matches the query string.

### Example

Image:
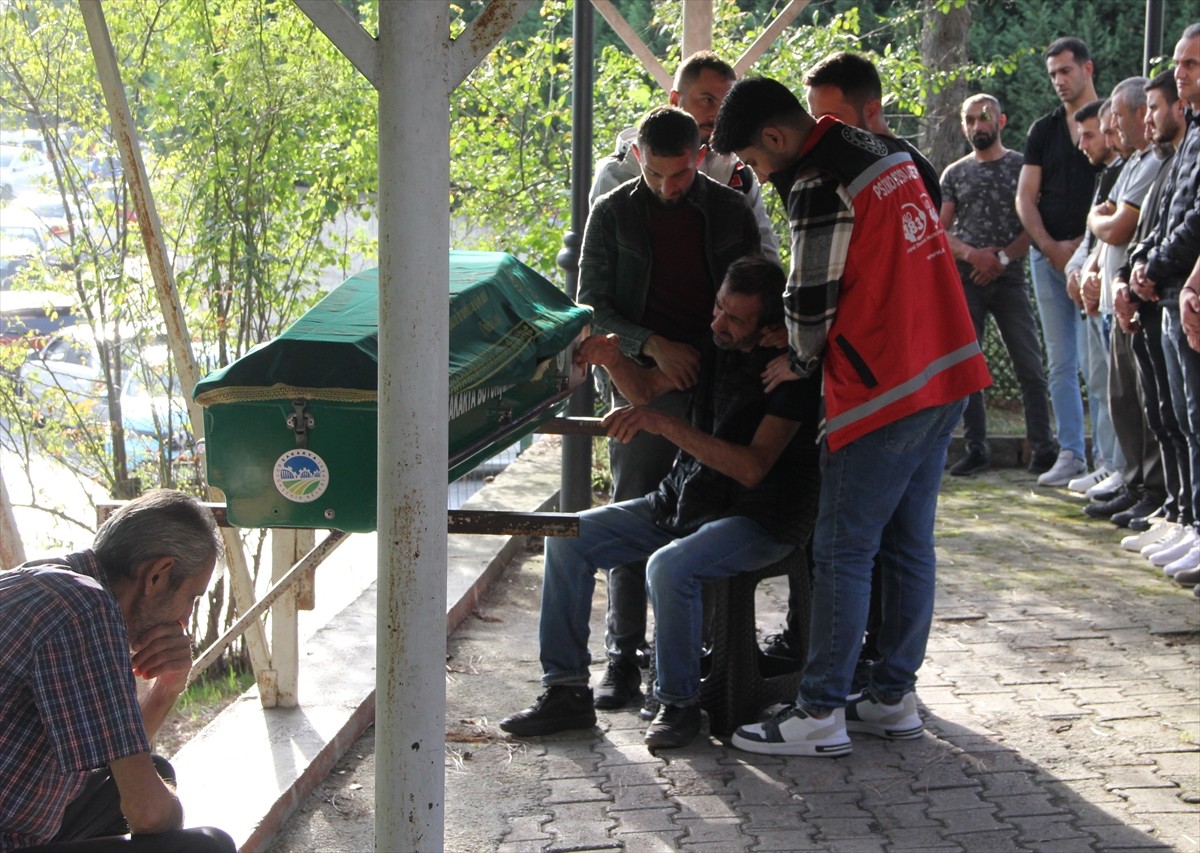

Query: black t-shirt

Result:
[1023,104,1101,241]
[647,342,820,544]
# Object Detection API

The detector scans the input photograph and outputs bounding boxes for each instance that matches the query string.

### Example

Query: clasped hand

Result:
[131,621,193,693]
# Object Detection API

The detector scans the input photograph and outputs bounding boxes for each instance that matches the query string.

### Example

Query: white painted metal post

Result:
[78,0,275,703]
[681,0,713,59]
[376,3,450,850]
[269,528,312,707]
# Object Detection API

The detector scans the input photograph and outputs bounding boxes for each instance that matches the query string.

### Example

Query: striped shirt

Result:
[0,550,149,851]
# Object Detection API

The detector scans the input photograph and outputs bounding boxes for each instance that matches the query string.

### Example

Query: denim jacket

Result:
[578,172,762,359]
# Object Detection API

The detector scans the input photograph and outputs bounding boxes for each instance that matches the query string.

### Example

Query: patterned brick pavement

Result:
[272,469,1199,853]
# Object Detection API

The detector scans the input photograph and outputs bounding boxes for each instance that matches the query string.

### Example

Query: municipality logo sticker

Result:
[841,125,888,157]
[273,449,330,503]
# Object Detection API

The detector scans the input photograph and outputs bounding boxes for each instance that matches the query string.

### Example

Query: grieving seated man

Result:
[1,490,235,853]
[499,254,819,751]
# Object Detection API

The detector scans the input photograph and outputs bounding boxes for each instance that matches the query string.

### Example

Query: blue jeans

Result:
[1161,305,1200,529]
[603,389,690,661]
[798,399,964,711]
[540,498,793,705]
[1082,313,1122,472]
[1029,248,1086,458]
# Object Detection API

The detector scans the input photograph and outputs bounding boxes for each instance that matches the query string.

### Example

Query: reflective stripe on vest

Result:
[825,339,983,437]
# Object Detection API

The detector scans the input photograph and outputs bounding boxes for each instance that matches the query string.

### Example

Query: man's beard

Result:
[970,130,997,151]
[712,329,760,351]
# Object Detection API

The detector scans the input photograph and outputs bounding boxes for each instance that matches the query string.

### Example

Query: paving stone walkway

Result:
[271,468,1199,853]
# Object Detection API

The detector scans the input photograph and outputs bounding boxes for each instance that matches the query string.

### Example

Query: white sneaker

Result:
[1163,540,1200,576]
[1085,469,1125,499]
[845,693,924,740]
[1142,523,1188,558]
[1037,450,1088,487]
[1150,527,1198,567]
[731,705,851,757]
[1121,522,1178,552]
[1068,466,1111,494]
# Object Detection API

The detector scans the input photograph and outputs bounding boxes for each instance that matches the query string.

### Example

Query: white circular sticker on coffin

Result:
[273,449,330,503]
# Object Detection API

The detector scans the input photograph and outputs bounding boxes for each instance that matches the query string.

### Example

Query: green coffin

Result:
[194,251,591,532]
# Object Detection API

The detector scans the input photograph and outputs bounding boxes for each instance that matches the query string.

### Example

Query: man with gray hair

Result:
[940,93,1056,478]
[0,490,234,852]
[1079,78,1167,526]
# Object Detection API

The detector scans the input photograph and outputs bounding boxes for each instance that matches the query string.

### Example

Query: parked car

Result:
[0,221,46,287]
[0,289,77,348]
[0,144,53,200]
[120,343,204,474]
[17,325,210,474]
[7,192,71,259]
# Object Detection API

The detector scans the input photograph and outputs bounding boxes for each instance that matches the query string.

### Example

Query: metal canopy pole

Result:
[681,0,712,58]
[376,2,450,849]
[557,0,595,513]
[78,0,275,702]
[1144,0,1165,76]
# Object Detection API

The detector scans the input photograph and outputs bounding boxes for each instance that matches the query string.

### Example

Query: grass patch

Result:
[175,666,254,721]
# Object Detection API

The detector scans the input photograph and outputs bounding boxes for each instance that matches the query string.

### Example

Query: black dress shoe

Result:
[644,702,702,751]
[1111,497,1164,528]
[593,658,641,710]
[950,447,991,476]
[1128,505,1168,532]
[1084,488,1138,519]
[500,686,597,736]
[1027,447,1059,474]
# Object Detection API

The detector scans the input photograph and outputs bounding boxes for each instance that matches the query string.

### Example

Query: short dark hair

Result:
[1047,37,1092,65]
[93,489,222,586]
[1073,99,1104,123]
[722,254,786,329]
[1145,69,1179,103]
[675,51,735,92]
[710,77,807,154]
[636,106,700,157]
[803,51,883,110]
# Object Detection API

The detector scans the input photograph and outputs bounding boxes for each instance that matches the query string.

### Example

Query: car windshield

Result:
[124,366,181,399]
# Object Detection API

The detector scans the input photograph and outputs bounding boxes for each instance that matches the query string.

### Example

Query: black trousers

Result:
[24,757,235,853]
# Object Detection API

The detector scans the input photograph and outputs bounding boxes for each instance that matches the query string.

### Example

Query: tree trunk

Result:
[0,468,27,569]
[921,0,972,175]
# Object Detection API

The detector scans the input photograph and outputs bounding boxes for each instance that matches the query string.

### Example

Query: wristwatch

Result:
[997,250,1011,267]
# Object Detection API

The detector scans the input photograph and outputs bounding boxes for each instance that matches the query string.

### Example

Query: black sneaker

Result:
[644,702,702,751]
[761,631,805,661]
[1027,447,1059,475]
[1129,506,1168,532]
[594,658,641,710]
[499,686,597,737]
[1111,496,1163,529]
[1084,488,1138,520]
[949,447,990,476]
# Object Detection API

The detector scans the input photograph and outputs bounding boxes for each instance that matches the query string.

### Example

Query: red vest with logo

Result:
[794,119,991,450]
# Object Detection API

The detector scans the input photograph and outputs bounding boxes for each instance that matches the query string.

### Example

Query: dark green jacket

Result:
[578,172,762,359]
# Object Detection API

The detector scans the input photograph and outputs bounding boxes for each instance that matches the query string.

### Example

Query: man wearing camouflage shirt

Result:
[941,94,1056,476]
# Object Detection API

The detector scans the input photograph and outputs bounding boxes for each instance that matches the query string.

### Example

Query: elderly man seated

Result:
[499,254,819,750]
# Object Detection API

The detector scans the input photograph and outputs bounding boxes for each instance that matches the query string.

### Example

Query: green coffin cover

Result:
[195,250,591,532]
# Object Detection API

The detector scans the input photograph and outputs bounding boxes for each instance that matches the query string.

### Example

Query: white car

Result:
[0,144,53,199]
[18,325,209,472]
[16,323,113,421]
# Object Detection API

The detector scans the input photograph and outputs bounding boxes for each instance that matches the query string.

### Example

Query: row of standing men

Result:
[944,33,1200,596]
